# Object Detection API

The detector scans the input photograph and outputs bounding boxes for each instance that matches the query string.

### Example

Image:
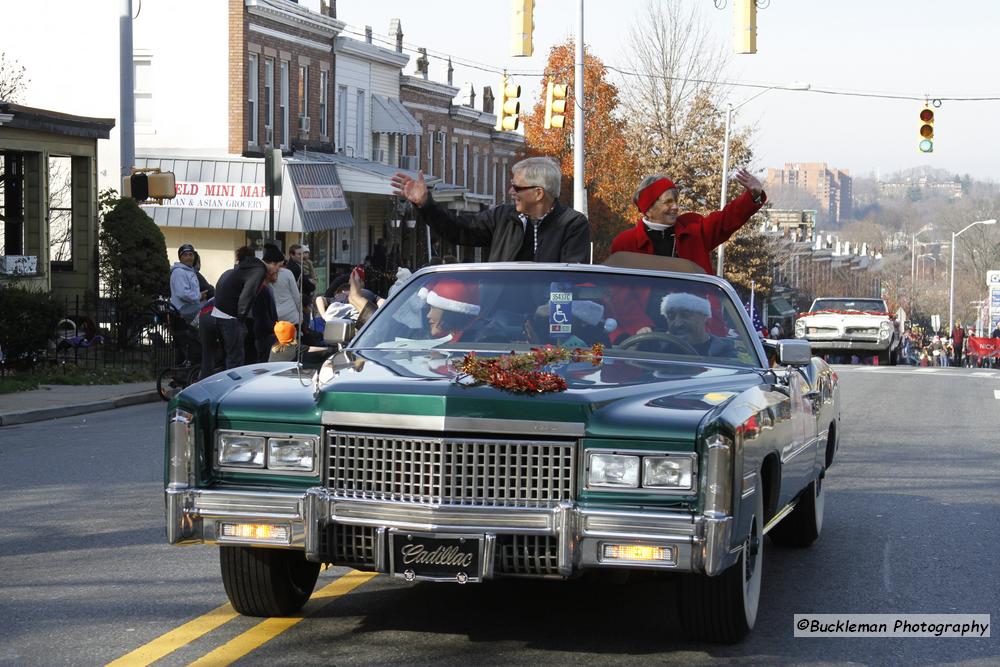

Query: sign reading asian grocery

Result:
[153,181,275,210]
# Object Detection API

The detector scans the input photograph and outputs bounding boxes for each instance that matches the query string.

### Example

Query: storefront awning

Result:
[291,151,439,196]
[371,95,422,135]
[136,155,355,232]
[771,296,797,316]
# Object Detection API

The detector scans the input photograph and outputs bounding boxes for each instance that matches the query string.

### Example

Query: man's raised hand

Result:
[733,168,763,197]
[390,170,428,207]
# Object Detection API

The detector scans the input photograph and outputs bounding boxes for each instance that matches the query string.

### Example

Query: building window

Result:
[133,55,153,131]
[356,89,365,154]
[427,131,434,173]
[247,54,258,145]
[439,133,446,180]
[280,61,289,149]
[48,156,72,268]
[337,85,348,151]
[319,70,328,137]
[450,141,457,184]
[264,58,274,145]
[491,159,497,199]
[472,153,479,193]
[298,65,309,135]
[371,132,380,162]
[414,134,421,171]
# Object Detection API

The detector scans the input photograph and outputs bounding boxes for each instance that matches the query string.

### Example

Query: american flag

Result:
[745,301,766,335]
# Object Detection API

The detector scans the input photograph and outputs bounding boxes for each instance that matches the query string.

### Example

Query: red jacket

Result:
[609,190,765,272]
[606,190,765,339]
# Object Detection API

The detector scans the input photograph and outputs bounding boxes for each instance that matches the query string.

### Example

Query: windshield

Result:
[810,299,887,313]
[351,268,762,367]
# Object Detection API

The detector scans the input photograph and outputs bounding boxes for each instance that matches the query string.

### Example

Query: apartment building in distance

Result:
[765,162,853,225]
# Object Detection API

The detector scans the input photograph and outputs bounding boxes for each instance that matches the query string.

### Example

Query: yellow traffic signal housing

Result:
[122,169,177,202]
[511,0,534,57]
[919,107,934,153]
[495,77,521,132]
[734,0,757,54]
[544,81,568,130]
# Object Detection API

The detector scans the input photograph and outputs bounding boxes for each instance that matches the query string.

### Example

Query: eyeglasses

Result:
[509,182,541,193]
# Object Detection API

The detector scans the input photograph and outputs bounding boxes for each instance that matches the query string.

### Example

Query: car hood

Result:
[197,350,764,441]
[800,311,889,324]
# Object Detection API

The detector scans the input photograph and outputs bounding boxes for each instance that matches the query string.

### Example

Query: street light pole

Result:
[949,218,996,336]
[716,82,810,277]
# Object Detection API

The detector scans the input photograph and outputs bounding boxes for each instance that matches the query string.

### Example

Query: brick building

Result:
[765,162,853,225]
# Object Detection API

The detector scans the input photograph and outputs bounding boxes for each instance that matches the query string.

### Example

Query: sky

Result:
[337,0,1000,183]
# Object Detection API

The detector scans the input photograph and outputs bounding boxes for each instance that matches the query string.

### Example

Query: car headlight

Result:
[794,319,806,338]
[588,453,640,488]
[218,433,265,468]
[878,321,894,339]
[268,436,317,472]
[642,456,694,490]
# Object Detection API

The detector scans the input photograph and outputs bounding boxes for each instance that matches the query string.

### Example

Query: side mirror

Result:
[776,339,812,367]
[323,318,356,346]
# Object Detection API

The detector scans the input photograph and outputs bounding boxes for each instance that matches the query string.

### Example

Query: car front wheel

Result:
[678,488,763,643]
[220,546,320,617]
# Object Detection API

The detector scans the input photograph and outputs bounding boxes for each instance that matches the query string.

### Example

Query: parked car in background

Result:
[794,297,900,364]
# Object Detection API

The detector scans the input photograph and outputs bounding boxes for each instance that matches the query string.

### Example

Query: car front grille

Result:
[496,535,560,576]
[327,430,576,506]
[326,523,377,568]
[845,327,878,336]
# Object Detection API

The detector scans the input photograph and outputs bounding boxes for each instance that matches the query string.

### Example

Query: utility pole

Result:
[573,0,586,217]
[119,0,134,179]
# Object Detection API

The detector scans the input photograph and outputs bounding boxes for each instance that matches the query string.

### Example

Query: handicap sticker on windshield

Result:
[550,282,573,334]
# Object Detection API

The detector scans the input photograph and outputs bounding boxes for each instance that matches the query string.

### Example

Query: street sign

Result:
[987,270,1000,287]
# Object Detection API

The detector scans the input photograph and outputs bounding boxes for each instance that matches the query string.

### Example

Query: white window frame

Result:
[133,54,153,133]
[472,152,479,193]
[415,134,422,172]
[356,89,366,155]
[280,61,289,150]
[264,58,274,142]
[247,54,258,146]
[319,70,328,138]
[427,131,434,174]
[337,85,348,151]
[450,141,457,184]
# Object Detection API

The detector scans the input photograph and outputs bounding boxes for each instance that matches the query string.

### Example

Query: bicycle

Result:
[151,298,202,401]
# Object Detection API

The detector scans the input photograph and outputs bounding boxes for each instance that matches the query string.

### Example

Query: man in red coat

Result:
[607,169,767,339]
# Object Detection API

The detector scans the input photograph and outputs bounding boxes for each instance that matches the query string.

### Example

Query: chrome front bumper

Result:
[165,486,737,576]
[803,337,891,352]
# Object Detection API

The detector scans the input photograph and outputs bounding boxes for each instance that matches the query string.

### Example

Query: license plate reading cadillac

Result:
[390,533,483,583]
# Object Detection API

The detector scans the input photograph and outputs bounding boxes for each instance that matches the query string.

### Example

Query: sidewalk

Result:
[0,381,161,426]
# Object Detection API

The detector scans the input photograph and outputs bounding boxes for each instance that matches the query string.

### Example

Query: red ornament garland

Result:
[456,344,603,394]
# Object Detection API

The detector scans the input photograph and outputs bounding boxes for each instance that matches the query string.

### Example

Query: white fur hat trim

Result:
[661,293,711,316]
[424,288,480,316]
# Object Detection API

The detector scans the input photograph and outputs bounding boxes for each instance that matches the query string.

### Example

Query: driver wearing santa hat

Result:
[661,292,737,358]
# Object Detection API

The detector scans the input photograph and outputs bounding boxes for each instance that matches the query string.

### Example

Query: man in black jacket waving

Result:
[391,157,590,263]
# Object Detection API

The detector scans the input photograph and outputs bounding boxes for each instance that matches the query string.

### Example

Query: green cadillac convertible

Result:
[164,255,839,643]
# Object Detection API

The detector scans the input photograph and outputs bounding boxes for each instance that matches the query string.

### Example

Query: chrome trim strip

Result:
[581,509,698,538]
[374,527,388,573]
[323,411,585,437]
[741,471,757,500]
[762,500,797,534]
[782,436,818,463]
[329,496,557,533]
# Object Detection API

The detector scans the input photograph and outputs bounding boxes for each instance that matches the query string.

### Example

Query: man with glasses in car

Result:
[391,157,590,263]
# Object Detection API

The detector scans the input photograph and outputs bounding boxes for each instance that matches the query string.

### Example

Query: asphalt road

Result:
[0,365,997,666]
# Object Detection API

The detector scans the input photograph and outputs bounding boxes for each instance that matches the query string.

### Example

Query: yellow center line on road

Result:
[186,570,378,667]
[105,603,239,667]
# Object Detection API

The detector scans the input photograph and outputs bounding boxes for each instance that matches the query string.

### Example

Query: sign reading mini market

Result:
[296,184,348,212]
[164,181,275,210]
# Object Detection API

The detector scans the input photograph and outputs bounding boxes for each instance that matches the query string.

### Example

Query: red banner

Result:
[966,336,1000,358]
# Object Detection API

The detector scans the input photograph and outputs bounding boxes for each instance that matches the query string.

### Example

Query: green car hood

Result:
[195,350,762,441]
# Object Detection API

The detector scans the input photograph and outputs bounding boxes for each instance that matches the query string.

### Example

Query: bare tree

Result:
[623,0,752,209]
[0,52,29,102]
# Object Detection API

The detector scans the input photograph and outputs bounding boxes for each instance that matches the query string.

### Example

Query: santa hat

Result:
[661,293,711,317]
[418,279,480,316]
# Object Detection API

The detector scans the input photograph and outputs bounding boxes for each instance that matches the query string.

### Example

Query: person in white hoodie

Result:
[271,263,301,325]
[169,243,205,323]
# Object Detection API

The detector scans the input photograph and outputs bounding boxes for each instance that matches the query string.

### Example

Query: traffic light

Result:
[510,0,534,57]
[919,106,934,153]
[495,76,521,131]
[122,169,176,202]
[544,81,568,130]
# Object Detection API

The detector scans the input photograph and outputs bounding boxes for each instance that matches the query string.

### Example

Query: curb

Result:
[0,390,162,427]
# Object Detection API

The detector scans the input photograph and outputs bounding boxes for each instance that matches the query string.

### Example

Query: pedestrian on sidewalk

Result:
[391,157,590,264]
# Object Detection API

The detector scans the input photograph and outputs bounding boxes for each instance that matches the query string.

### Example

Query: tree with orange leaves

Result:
[521,40,639,260]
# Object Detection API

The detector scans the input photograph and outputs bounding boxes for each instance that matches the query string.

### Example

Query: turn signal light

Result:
[219,522,290,544]
[601,543,675,563]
